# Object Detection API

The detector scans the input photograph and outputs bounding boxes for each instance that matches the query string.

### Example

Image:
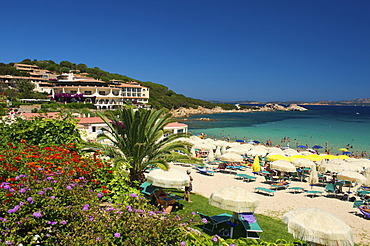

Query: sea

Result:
[183,105,370,155]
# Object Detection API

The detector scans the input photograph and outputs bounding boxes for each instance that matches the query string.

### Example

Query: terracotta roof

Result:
[75,117,111,124]
[165,122,188,128]
[22,112,60,119]
[117,84,146,88]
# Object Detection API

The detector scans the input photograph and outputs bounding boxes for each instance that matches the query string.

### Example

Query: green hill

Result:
[1,59,238,110]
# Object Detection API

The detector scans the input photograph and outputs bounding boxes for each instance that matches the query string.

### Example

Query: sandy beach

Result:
[170,163,370,245]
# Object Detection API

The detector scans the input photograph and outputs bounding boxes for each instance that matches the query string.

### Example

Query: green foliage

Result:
[83,108,196,185]
[0,63,30,77]
[0,114,82,149]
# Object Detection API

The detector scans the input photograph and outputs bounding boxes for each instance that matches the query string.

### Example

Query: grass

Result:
[167,189,296,243]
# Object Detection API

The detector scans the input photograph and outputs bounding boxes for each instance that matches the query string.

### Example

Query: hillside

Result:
[0,59,239,110]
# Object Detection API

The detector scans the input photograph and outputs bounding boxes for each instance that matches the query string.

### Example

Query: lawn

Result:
[167,189,296,243]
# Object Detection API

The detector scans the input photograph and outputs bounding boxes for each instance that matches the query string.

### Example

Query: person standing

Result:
[184,169,193,202]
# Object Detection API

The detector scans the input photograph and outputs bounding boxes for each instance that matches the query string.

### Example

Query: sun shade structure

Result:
[220,152,243,162]
[292,158,315,168]
[146,168,190,189]
[207,148,215,162]
[283,207,354,246]
[209,186,260,213]
[337,171,367,184]
[270,160,296,172]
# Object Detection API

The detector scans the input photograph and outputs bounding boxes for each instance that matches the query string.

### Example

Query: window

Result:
[70,90,77,94]
[84,91,92,95]
[99,91,106,95]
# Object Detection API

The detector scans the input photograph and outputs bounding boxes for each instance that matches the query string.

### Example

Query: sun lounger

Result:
[239,215,263,239]
[358,205,370,219]
[198,212,232,232]
[235,174,257,182]
[270,183,290,190]
[287,187,305,194]
[197,167,215,176]
[254,187,275,196]
[139,181,157,196]
[305,190,323,198]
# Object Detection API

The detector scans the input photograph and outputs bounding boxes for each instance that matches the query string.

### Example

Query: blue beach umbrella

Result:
[236,139,245,143]
[343,151,351,155]
[312,145,323,149]
[253,140,260,144]
[297,145,307,148]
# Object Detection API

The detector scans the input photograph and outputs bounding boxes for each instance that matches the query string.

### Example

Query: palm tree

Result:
[85,107,196,185]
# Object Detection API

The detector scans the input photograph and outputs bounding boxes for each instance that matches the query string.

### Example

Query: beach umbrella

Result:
[312,145,323,149]
[190,147,196,158]
[319,163,346,173]
[299,151,312,156]
[146,168,190,189]
[240,143,254,151]
[322,155,338,160]
[248,148,267,157]
[268,149,285,156]
[327,159,346,165]
[283,148,300,156]
[209,186,260,238]
[270,160,296,172]
[214,146,222,159]
[292,158,315,168]
[268,147,283,153]
[289,155,305,161]
[342,151,351,155]
[221,146,227,155]
[252,156,261,172]
[209,186,260,213]
[207,148,215,162]
[341,163,363,172]
[220,152,243,162]
[267,154,290,162]
[345,159,370,169]
[337,155,350,160]
[363,169,370,186]
[339,148,349,152]
[226,147,247,155]
[214,140,229,147]
[297,145,308,148]
[283,207,354,246]
[308,167,319,188]
[337,171,367,184]
[305,154,324,162]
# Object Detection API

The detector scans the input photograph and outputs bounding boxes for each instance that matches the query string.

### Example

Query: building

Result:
[51,73,149,109]
[163,122,188,136]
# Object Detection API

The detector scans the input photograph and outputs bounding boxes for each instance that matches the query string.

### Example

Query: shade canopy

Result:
[364,168,370,186]
[209,186,260,213]
[267,154,290,162]
[146,168,190,189]
[248,148,267,157]
[308,167,319,185]
[214,146,222,158]
[337,171,367,184]
[252,155,261,172]
[283,207,354,246]
[220,152,243,162]
[207,148,215,162]
[292,158,315,168]
[270,160,296,172]
[226,147,247,155]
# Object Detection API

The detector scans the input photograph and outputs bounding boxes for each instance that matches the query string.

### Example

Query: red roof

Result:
[165,122,188,128]
[75,117,110,124]
[22,112,60,119]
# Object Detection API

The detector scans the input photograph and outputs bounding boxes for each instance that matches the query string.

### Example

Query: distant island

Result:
[209,98,370,106]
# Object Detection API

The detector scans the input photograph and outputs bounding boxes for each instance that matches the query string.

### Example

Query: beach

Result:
[170,163,370,245]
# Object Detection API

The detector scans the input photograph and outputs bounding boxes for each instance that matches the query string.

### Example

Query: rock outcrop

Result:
[170,104,307,118]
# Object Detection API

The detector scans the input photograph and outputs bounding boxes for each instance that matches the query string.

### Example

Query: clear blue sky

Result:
[1,0,370,102]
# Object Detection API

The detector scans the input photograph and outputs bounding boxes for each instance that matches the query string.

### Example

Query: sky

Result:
[1,0,370,102]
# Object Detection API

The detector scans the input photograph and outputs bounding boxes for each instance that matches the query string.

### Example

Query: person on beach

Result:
[184,169,193,202]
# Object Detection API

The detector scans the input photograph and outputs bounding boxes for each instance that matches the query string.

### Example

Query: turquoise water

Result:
[184,105,370,155]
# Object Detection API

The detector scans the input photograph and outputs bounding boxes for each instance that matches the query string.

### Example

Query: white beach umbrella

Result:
[270,160,296,172]
[207,148,215,162]
[220,152,243,162]
[268,149,285,156]
[283,148,300,156]
[327,159,346,165]
[209,186,260,213]
[240,143,254,151]
[319,163,346,173]
[292,158,315,168]
[299,151,312,156]
[337,171,367,184]
[345,158,361,162]
[341,163,363,172]
[345,159,370,169]
[214,140,229,147]
[193,143,214,151]
[221,146,227,155]
[283,207,354,246]
[363,169,370,186]
[214,146,222,159]
[308,167,319,186]
[268,147,282,153]
[248,148,268,157]
[226,147,247,155]
[146,168,190,189]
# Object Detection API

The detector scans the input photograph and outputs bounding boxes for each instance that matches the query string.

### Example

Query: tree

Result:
[84,108,196,185]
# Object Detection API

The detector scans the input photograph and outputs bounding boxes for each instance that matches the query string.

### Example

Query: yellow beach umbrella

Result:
[267,154,289,162]
[337,155,350,160]
[289,155,305,161]
[305,154,324,162]
[322,155,338,160]
[338,148,349,152]
[252,155,261,172]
